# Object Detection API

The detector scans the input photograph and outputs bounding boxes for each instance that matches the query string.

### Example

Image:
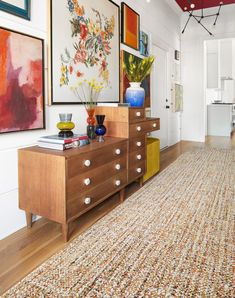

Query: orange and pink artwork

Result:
[0,27,45,134]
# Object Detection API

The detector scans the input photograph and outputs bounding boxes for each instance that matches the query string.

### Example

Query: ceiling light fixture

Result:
[182,1,224,36]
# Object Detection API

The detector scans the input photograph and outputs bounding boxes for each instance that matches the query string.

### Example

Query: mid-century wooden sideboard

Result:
[18,107,160,241]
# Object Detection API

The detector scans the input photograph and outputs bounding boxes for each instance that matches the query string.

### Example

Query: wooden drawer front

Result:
[143,118,160,133]
[128,161,146,183]
[67,157,127,198]
[67,141,127,178]
[129,148,146,168]
[129,136,146,152]
[129,123,146,137]
[129,108,145,123]
[67,171,127,219]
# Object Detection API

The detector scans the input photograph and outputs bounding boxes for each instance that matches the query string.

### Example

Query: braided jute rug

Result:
[3,148,235,298]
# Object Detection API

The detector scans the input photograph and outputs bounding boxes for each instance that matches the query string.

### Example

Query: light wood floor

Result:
[0,136,232,294]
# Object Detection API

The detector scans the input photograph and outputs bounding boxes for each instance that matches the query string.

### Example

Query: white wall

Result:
[181,4,235,142]
[0,0,180,240]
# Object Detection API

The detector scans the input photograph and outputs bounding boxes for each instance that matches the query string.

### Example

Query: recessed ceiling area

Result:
[175,0,235,11]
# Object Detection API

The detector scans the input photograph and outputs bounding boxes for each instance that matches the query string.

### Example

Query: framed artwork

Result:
[50,0,120,104]
[0,0,30,20]
[121,2,140,50]
[172,84,183,112]
[120,51,151,108]
[0,27,45,134]
[140,31,149,57]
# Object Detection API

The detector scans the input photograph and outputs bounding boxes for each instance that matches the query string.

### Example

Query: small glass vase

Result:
[57,113,75,138]
[125,82,145,107]
[86,108,96,140]
[95,115,106,142]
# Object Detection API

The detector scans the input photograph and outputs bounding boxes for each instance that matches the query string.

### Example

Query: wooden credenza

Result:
[18,137,128,241]
[95,106,160,184]
[18,107,160,241]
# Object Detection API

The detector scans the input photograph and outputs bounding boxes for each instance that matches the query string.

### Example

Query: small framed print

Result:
[140,31,149,57]
[121,2,140,50]
[0,0,30,20]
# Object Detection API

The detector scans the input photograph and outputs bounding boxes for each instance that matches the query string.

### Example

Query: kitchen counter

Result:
[207,104,235,136]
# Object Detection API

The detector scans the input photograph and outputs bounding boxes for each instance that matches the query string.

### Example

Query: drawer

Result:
[129,148,146,167]
[67,171,127,219]
[67,157,127,198]
[129,108,145,123]
[129,123,146,137]
[67,141,127,178]
[129,136,146,152]
[143,118,160,133]
[128,161,146,183]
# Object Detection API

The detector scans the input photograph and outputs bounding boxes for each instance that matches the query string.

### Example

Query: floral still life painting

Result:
[51,0,120,104]
[0,27,45,134]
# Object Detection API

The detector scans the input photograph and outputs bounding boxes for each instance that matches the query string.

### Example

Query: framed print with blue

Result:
[139,31,149,57]
[0,0,30,20]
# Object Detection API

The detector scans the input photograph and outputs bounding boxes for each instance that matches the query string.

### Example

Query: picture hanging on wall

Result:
[0,27,45,134]
[120,50,151,108]
[0,0,30,20]
[121,2,140,50]
[139,31,149,57]
[172,83,183,112]
[50,0,120,104]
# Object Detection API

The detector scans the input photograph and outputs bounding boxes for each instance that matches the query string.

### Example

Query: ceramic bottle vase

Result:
[125,82,145,107]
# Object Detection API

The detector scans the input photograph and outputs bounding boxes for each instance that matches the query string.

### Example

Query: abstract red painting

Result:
[0,27,45,134]
[121,3,140,50]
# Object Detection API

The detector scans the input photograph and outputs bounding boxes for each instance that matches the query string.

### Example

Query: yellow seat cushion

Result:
[143,138,160,182]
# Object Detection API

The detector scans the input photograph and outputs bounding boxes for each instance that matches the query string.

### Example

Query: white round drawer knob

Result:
[137,126,142,132]
[136,141,142,147]
[84,160,91,167]
[137,154,142,160]
[84,197,91,205]
[115,180,121,186]
[136,112,141,117]
[84,178,91,186]
[115,164,121,170]
[137,168,142,173]
[115,149,121,155]
[153,123,157,128]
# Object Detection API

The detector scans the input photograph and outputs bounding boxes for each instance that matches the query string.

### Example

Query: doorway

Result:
[151,45,169,149]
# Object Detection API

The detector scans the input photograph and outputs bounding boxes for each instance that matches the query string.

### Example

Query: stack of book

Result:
[37,134,90,151]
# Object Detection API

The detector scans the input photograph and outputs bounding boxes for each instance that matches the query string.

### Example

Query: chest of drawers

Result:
[18,137,128,241]
[95,107,160,184]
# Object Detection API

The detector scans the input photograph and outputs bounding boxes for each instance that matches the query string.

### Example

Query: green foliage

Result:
[123,54,155,82]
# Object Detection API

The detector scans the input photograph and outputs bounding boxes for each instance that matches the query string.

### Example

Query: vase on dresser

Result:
[125,82,145,107]
[95,115,106,142]
[86,108,96,140]
[57,113,75,138]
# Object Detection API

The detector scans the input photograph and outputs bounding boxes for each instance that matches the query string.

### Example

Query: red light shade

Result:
[175,0,235,11]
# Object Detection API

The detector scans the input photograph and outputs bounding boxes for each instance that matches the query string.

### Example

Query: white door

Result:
[151,45,169,149]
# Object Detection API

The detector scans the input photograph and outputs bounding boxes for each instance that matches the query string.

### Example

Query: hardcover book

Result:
[38,134,88,144]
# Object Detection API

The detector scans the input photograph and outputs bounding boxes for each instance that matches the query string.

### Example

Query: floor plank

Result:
[0,136,232,294]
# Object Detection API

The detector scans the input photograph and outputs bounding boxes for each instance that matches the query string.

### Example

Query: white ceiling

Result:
[164,0,183,16]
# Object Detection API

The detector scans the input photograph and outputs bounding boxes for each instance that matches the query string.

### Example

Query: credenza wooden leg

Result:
[120,188,125,203]
[62,223,69,242]
[25,212,32,228]
[139,177,144,188]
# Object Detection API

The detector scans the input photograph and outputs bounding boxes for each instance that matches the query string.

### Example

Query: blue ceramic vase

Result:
[125,82,145,107]
[95,115,106,142]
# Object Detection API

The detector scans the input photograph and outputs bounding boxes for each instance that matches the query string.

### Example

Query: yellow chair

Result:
[143,138,160,182]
